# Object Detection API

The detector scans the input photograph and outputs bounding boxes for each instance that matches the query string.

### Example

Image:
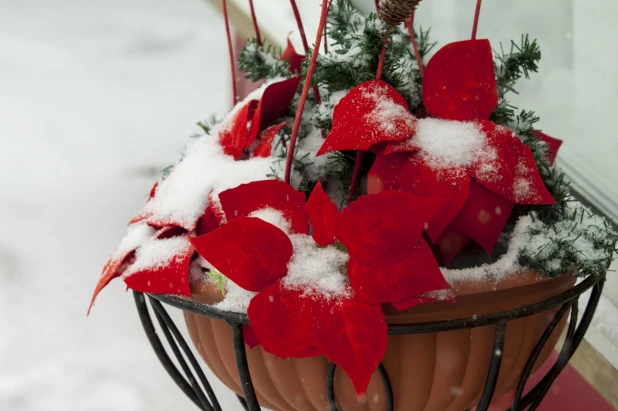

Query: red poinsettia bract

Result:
[319,39,556,265]
[190,180,451,397]
[219,76,300,160]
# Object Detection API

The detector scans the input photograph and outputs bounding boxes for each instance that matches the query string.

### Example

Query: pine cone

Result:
[378,0,422,27]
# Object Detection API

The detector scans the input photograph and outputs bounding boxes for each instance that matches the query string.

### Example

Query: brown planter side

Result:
[184,272,575,411]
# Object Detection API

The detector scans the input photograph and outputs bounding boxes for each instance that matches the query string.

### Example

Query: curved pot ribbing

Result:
[184,272,575,411]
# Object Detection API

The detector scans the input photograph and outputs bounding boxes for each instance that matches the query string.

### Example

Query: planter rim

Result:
[176,270,578,326]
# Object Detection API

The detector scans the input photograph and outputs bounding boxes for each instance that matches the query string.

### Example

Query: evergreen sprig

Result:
[490,35,541,126]
[238,38,292,82]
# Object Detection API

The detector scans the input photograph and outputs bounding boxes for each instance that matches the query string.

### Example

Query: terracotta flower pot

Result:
[183,272,575,411]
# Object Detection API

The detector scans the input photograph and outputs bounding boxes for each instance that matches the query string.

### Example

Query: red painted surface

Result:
[484,351,615,410]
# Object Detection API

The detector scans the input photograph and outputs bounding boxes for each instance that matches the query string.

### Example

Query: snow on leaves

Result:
[189,181,450,397]
[219,77,300,160]
[317,80,417,156]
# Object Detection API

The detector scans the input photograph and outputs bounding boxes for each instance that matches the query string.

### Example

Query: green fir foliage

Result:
[238,38,292,82]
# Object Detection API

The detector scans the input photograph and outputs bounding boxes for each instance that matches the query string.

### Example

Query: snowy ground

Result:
[1,1,617,410]
[0,0,242,410]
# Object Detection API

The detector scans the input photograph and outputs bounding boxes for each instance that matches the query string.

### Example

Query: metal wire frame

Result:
[133,273,605,411]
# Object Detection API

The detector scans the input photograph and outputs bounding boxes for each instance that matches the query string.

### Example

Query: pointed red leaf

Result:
[282,37,305,73]
[218,179,309,234]
[247,282,315,358]
[122,237,193,296]
[248,77,301,146]
[290,347,321,358]
[88,223,158,314]
[219,99,258,159]
[367,151,411,194]
[471,121,555,205]
[305,181,340,246]
[318,80,417,156]
[243,325,260,349]
[190,217,293,292]
[437,224,471,266]
[348,239,449,305]
[335,191,445,268]
[312,294,388,398]
[149,182,158,199]
[251,122,287,158]
[196,206,220,236]
[391,289,456,311]
[532,130,562,166]
[398,155,471,242]
[452,179,514,255]
[423,39,498,121]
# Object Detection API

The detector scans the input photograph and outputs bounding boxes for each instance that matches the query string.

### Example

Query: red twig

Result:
[405,13,423,75]
[347,39,388,202]
[375,43,387,81]
[284,0,330,185]
[289,0,321,104]
[289,0,310,53]
[374,0,380,11]
[471,0,483,40]
[248,0,262,47]
[222,0,238,104]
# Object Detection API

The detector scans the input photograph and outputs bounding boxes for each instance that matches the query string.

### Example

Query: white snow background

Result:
[0,0,244,410]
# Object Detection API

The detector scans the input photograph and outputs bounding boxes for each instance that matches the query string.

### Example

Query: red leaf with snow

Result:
[532,131,562,166]
[122,238,193,296]
[89,224,158,313]
[247,282,315,358]
[452,179,514,255]
[335,191,445,268]
[219,99,258,159]
[391,289,456,311]
[282,37,304,74]
[305,181,339,246]
[190,217,293,292]
[312,294,388,398]
[367,151,411,194]
[348,239,449,305]
[89,251,134,314]
[383,138,421,155]
[252,122,287,158]
[248,77,301,146]
[317,80,417,156]
[218,179,309,234]
[437,224,471,266]
[398,155,471,243]
[471,121,555,205]
[422,39,498,121]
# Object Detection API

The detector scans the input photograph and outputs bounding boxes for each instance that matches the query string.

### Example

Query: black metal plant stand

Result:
[133,273,605,411]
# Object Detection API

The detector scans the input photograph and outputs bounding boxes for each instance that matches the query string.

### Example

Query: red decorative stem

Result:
[284,0,330,185]
[289,0,322,104]
[348,40,388,202]
[375,42,387,81]
[289,0,310,53]
[406,13,423,75]
[248,0,262,47]
[222,0,238,104]
[471,0,483,40]
[374,0,380,11]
